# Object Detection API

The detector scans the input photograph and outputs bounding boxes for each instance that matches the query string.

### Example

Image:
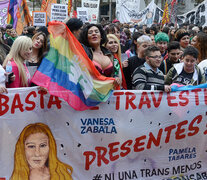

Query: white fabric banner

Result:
[116,0,140,23]
[117,0,207,27]
[116,0,163,27]
[177,0,207,27]
[81,0,100,23]
[1,87,207,179]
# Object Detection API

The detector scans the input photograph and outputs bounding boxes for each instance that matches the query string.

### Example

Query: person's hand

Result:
[5,72,15,83]
[114,77,122,87]
[38,86,48,93]
[0,86,8,94]
[10,74,15,82]
[122,60,128,68]
[164,85,171,93]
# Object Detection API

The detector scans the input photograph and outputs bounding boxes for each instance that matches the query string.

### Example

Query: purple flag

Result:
[0,0,9,28]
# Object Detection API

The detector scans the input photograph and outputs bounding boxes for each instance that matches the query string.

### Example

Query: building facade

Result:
[26,0,204,22]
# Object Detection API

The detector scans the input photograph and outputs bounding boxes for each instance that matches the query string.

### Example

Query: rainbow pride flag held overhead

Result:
[32,21,115,111]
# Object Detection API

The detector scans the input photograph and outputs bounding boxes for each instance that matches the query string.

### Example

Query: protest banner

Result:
[51,3,68,22]
[81,0,100,23]
[77,7,88,23]
[32,11,47,27]
[116,0,141,23]
[1,87,207,179]
[116,0,163,26]
[117,0,207,27]
[0,0,9,28]
[177,0,207,27]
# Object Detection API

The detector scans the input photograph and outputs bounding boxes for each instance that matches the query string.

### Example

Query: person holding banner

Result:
[132,45,171,92]
[165,46,205,86]
[80,24,122,87]
[3,36,32,88]
[10,123,73,180]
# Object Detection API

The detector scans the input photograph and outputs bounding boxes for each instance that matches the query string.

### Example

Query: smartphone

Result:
[6,72,14,84]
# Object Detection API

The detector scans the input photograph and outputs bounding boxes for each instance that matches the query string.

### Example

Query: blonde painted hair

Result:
[3,36,32,87]
[105,34,121,62]
[10,123,73,180]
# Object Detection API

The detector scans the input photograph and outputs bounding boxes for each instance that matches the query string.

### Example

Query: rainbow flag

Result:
[7,0,18,28]
[161,1,170,26]
[31,21,115,111]
[171,83,207,92]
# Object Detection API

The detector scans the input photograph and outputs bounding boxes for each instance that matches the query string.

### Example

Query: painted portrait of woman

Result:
[10,123,73,180]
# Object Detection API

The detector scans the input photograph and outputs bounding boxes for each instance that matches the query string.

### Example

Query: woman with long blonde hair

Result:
[105,34,127,89]
[10,123,73,180]
[3,36,32,88]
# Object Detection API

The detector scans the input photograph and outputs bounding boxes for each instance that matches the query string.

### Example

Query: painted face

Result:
[33,34,44,49]
[180,35,190,49]
[156,41,168,54]
[25,132,49,169]
[191,36,197,47]
[106,37,119,53]
[20,46,32,60]
[147,51,162,70]
[168,49,180,63]
[183,55,197,73]
[87,26,101,47]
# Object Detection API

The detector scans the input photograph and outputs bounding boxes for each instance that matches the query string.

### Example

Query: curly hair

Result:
[79,24,107,47]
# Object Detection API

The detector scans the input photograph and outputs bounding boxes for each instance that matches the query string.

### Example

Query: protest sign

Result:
[32,11,47,27]
[1,87,207,179]
[81,0,100,23]
[0,0,9,28]
[77,7,88,23]
[51,3,68,22]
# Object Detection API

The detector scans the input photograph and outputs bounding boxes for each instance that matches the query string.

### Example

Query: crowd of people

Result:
[0,18,207,94]
[1,18,207,179]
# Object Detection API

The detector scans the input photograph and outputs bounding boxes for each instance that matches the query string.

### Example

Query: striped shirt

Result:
[132,62,165,90]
